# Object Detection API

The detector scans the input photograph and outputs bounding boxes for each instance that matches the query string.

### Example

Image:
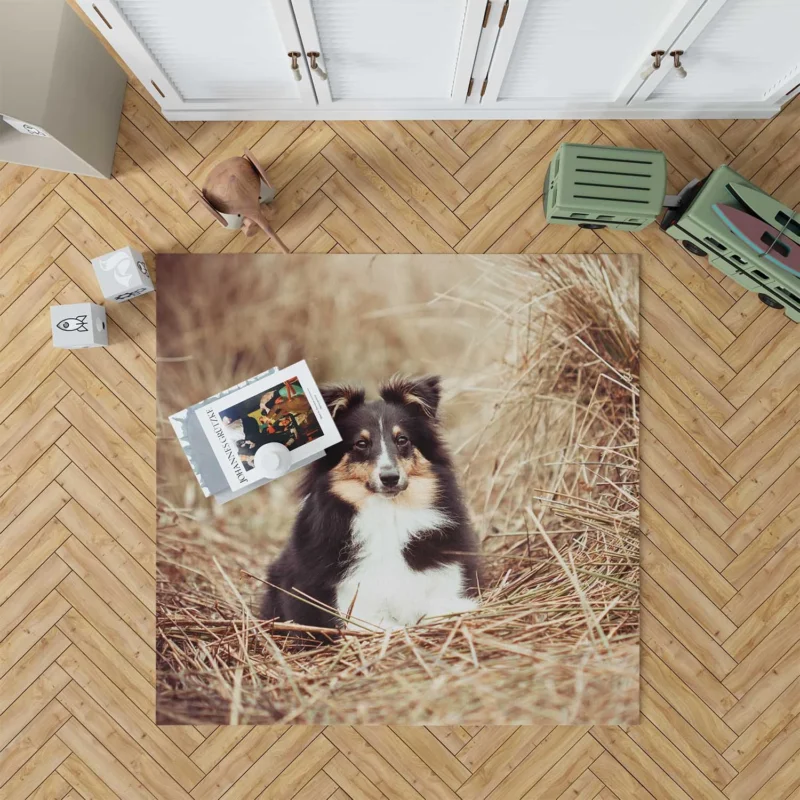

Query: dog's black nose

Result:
[380,470,400,488]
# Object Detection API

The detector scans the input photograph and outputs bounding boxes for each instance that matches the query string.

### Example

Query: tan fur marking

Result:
[330,478,371,508]
[402,448,434,478]
[328,447,438,510]
[328,396,350,418]
[403,393,435,417]
[380,374,437,418]
[397,449,438,508]
[397,476,438,509]
[329,455,373,508]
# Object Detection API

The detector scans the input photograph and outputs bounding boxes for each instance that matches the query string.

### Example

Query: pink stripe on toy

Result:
[714,204,800,276]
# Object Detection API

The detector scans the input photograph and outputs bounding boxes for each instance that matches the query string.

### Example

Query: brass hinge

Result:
[499,0,509,27]
[480,77,489,97]
[482,0,491,27]
[467,77,474,97]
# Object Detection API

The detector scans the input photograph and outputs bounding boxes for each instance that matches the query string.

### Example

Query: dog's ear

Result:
[380,375,442,419]
[320,384,365,420]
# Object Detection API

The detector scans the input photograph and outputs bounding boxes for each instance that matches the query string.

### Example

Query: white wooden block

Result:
[51,303,107,348]
[91,246,154,302]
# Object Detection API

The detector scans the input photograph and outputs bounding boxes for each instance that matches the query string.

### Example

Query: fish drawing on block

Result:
[713,204,800,276]
[57,315,89,332]
[101,250,135,287]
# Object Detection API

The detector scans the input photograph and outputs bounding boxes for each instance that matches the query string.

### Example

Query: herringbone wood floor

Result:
[2,64,800,798]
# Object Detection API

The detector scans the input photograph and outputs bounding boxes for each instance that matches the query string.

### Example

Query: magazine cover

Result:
[195,360,341,491]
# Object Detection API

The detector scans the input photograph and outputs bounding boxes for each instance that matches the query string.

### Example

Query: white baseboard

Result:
[163,103,780,122]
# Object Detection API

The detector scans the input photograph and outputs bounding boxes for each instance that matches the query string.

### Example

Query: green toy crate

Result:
[660,164,800,323]
[544,143,667,231]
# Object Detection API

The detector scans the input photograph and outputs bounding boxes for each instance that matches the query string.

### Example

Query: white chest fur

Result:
[335,496,477,629]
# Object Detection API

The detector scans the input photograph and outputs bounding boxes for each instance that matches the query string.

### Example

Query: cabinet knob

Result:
[307,52,328,81]
[670,50,687,79]
[288,52,302,81]
[640,50,665,81]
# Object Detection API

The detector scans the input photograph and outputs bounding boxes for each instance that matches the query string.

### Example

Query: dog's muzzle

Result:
[372,466,408,495]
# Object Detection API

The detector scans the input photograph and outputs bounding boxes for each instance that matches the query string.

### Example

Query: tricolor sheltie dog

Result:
[260,375,481,633]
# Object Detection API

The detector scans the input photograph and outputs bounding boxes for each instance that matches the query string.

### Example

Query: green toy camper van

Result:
[543,143,667,231]
[660,164,800,323]
[544,141,800,322]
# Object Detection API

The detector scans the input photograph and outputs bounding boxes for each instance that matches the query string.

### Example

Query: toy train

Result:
[544,143,800,322]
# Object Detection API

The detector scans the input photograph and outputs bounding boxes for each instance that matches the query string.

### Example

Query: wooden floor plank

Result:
[188,727,286,799]
[457,121,599,252]
[722,353,800,445]
[0,169,65,244]
[264,121,336,192]
[365,120,469,210]
[453,121,506,156]
[0,228,69,317]
[453,121,539,192]
[121,85,202,176]
[642,620,737,722]
[454,119,576,228]
[324,129,459,250]
[56,427,154,539]
[322,172,416,253]
[400,121,470,175]
[0,697,71,788]
[0,163,36,206]
[55,464,155,574]
[640,681,737,790]
[111,148,203,249]
[56,716,159,800]
[55,665,201,795]
[642,393,735,499]
[641,501,736,608]
[57,752,123,800]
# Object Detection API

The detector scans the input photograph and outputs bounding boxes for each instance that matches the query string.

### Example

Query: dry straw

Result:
[156,254,639,725]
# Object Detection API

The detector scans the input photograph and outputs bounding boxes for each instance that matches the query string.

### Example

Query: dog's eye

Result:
[354,439,369,451]
[396,435,409,446]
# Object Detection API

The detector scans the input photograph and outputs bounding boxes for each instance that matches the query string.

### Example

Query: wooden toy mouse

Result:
[196,148,290,253]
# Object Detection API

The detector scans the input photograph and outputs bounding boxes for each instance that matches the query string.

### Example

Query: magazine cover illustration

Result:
[219,376,322,470]
[196,360,340,490]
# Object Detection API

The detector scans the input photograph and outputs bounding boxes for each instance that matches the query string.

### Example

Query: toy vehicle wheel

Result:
[758,293,784,310]
[682,240,707,257]
[578,223,606,229]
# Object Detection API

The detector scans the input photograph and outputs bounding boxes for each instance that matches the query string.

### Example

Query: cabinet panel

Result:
[647,0,800,103]
[291,0,485,106]
[77,0,791,118]
[492,0,694,103]
[77,0,315,110]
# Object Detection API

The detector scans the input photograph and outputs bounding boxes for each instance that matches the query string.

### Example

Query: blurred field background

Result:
[156,253,640,725]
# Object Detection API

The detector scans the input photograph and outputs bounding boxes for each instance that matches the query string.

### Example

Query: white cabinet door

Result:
[633,0,800,109]
[479,0,707,111]
[289,0,487,109]
[76,0,316,113]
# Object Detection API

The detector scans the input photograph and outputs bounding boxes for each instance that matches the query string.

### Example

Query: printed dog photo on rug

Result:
[262,374,482,633]
[156,253,640,726]
[218,376,323,470]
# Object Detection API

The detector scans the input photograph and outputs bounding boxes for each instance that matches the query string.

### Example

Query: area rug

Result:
[156,253,640,725]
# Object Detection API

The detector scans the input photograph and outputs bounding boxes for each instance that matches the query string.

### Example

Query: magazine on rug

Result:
[169,360,341,502]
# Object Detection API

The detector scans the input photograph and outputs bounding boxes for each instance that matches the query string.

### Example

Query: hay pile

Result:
[156,254,639,725]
